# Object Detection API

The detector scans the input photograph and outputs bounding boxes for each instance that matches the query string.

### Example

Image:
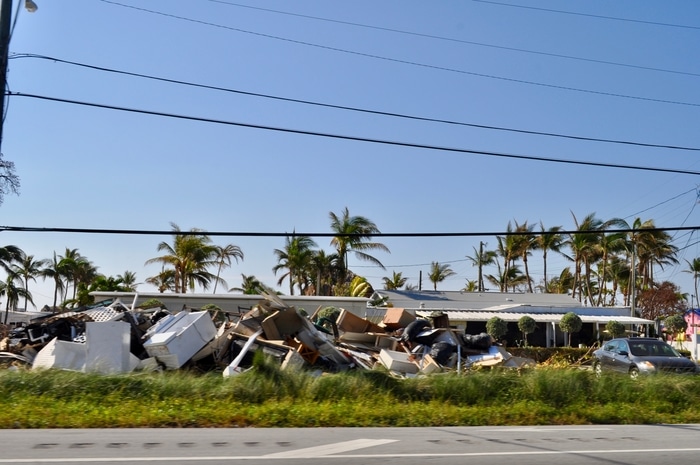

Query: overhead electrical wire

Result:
[207,0,700,78]
[10,91,700,177]
[96,0,700,109]
[11,54,700,153]
[472,0,700,31]
[1,225,698,238]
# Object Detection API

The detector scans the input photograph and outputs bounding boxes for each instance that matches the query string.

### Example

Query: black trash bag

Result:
[462,332,493,351]
[401,319,432,343]
[430,341,456,365]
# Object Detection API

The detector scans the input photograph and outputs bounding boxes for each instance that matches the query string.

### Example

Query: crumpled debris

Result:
[1,294,534,376]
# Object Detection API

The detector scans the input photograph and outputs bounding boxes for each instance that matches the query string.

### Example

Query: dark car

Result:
[592,337,698,378]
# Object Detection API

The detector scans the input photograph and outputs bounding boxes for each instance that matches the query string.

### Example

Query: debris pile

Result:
[0,293,534,376]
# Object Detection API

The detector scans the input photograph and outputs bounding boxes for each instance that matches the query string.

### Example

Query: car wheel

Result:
[629,367,640,380]
[593,362,602,378]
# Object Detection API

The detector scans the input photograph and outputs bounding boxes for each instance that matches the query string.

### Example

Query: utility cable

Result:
[9,91,700,177]
[96,0,700,109]
[10,54,700,153]
[472,0,700,30]
[207,0,700,78]
[0,225,698,238]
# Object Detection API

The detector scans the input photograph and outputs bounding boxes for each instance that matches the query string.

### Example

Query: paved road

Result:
[1,424,699,464]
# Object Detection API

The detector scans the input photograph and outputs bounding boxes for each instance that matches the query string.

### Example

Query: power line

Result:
[10,91,700,176]
[207,0,700,78]
[1,224,698,238]
[472,0,700,30]
[13,54,700,152]
[96,0,700,109]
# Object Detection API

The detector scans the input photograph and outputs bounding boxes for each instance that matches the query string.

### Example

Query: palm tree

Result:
[382,271,408,290]
[310,250,341,296]
[544,267,574,294]
[537,223,564,292]
[623,217,678,308]
[145,223,219,293]
[212,244,244,294]
[2,271,32,322]
[566,212,604,303]
[272,234,317,295]
[229,274,264,295]
[12,253,47,311]
[466,243,496,292]
[495,224,520,292]
[594,230,627,306]
[145,267,176,293]
[329,207,390,283]
[487,264,528,292]
[428,261,456,290]
[511,220,537,293]
[116,270,139,292]
[684,258,700,308]
[0,245,22,274]
[39,252,67,309]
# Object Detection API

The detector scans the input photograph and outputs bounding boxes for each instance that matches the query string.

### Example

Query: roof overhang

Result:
[416,310,653,325]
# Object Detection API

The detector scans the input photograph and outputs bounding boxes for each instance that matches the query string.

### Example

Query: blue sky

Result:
[2,0,700,309]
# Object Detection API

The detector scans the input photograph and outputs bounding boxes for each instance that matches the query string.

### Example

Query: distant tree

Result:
[466,244,496,292]
[664,314,688,342]
[116,270,139,292]
[428,261,456,291]
[559,312,583,347]
[12,253,47,311]
[0,154,20,206]
[486,316,508,342]
[145,267,176,293]
[212,244,244,294]
[229,274,264,295]
[636,281,687,321]
[145,223,219,293]
[329,207,389,282]
[462,279,478,292]
[1,272,32,324]
[272,234,316,296]
[517,315,536,346]
[382,271,407,290]
[605,320,626,339]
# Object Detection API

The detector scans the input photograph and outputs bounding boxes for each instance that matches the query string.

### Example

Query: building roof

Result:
[415,310,653,325]
[378,290,598,310]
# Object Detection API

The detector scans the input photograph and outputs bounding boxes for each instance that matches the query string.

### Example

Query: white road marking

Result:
[263,438,399,458]
[3,446,700,462]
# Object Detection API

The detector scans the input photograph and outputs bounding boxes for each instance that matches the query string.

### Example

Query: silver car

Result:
[592,337,698,379]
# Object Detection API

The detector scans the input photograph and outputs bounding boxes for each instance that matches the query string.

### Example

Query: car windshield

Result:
[628,341,680,357]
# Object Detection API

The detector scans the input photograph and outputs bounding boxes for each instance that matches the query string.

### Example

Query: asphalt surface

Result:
[1,424,699,464]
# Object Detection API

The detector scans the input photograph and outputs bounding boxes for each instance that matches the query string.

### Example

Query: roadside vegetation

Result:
[3,352,700,429]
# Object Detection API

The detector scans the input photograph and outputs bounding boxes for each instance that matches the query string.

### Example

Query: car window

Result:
[629,342,649,356]
[649,342,679,357]
[617,340,630,354]
[603,341,618,352]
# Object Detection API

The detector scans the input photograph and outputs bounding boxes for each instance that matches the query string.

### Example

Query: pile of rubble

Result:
[0,293,534,376]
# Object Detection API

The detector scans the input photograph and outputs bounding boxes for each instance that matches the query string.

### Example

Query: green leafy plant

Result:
[559,312,582,347]
[518,315,536,346]
[605,320,626,339]
[486,316,508,342]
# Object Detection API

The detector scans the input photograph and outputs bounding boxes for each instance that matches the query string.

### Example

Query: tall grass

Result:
[3,358,700,428]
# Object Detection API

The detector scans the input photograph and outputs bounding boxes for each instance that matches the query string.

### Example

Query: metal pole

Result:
[0,0,12,154]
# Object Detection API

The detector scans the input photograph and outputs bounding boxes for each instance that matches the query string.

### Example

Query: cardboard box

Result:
[382,308,416,330]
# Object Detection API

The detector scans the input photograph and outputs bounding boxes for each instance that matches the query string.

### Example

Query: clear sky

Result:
[2,0,700,309]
